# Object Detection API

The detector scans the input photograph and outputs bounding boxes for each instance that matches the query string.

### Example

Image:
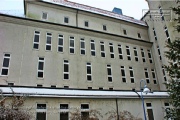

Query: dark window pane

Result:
[81,42,85,48]
[138,33,141,38]
[46,45,51,50]
[153,80,157,84]
[101,53,105,57]
[58,47,63,52]
[127,56,131,60]
[64,64,69,72]
[143,58,146,62]
[103,25,107,30]
[121,70,125,76]
[60,104,69,109]
[33,44,39,49]
[148,53,152,58]
[81,112,89,119]
[1,69,8,75]
[36,112,46,120]
[101,45,104,51]
[58,38,63,45]
[108,77,112,82]
[131,78,134,83]
[141,52,145,57]
[146,79,150,83]
[87,75,92,81]
[70,40,74,47]
[152,72,155,78]
[91,44,95,50]
[91,51,95,56]
[46,36,51,44]
[60,112,68,120]
[85,21,88,27]
[39,58,44,60]
[126,49,130,55]
[3,58,9,67]
[70,48,74,53]
[110,54,114,58]
[118,48,122,54]
[35,31,40,34]
[145,72,149,78]
[38,62,44,70]
[64,74,69,79]
[134,51,138,56]
[130,71,134,77]
[70,36,74,39]
[37,104,46,109]
[81,104,89,109]
[119,55,123,59]
[110,46,113,52]
[107,68,111,75]
[123,30,127,35]
[165,31,169,37]
[64,17,69,23]
[147,109,154,120]
[34,35,39,42]
[81,50,85,55]
[122,78,126,82]
[38,72,43,78]
[87,66,91,74]
[135,57,138,61]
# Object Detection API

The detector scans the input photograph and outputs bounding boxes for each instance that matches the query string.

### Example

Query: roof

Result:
[0,87,169,99]
[42,0,147,26]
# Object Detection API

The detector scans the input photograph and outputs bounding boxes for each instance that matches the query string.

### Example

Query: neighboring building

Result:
[1,0,178,119]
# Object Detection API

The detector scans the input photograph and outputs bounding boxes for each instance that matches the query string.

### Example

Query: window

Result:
[88,87,92,89]
[60,104,69,120]
[64,60,69,79]
[162,66,167,81]
[153,28,157,41]
[99,87,103,90]
[90,40,96,56]
[118,44,123,59]
[141,48,146,62]
[109,43,114,58]
[100,42,105,57]
[37,84,42,87]
[109,88,113,90]
[146,103,154,120]
[126,46,131,60]
[36,104,46,120]
[144,68,150,83]
[69,36,75,54]
[42,12,47,20]
[107,65,112,82]
[164,26,170,42]
[51,85,56,88]
[103,25,107,31]
[8,83,14,86]
[33,31,40,49]
[84,21,89,27]
[81,104,89,119]
[159,6,165,21]
[123,29,127,35]
[138,33,141,38]
[164,102,170,117]
[80,38,85,55]
[157,46,162,60]
[64,17,69,23]
[147,50,153,63]
[133,47,138,62]
[46,33,52,51]
[151,69,157,84]
[37,57,44,78]
[121,66,126,83]
[86,62,92,81]
[1,54,11,76]
[64,86,69,89]
[129,67,135,83]
[58,34,63,52]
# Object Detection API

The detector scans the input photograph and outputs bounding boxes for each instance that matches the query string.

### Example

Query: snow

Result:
[0,87,169,98]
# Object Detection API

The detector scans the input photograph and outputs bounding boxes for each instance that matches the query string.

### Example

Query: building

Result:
[1,0,178,119]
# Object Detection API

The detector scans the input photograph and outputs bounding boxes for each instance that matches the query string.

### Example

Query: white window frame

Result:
[60,103,69,120]
[1,53,11,76]
[90,40,96,56]
[126,46,131,60]
[129,67,135,83]
[100,41,106,57]
[33,31,40,50]
[69,36,75,54]
[80,38,86,55]
[86,62,92,81]
[153,28,157,41]
[159,6,165,21]
[64,60,69,80]
[157,46,162,60]
[144,68,150,83]
[58,34,64,52]
[42,12,48,20]
[146,103,154,120]
[162,66,167,81]
[141,48,146,62]
[109,43,114,58]
[164,26,170,42]
[118,44,123,59]
[107,65,113,82]
[147,50,153,63]
[133,47,138,62]
[151,69,157,84]
[37,57,45,78]
[46,33,52,51]
[36,103,47,120]
[121,66,126,83]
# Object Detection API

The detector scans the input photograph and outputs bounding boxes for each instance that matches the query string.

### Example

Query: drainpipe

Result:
[76,10,78,27]
[116,98,119,120]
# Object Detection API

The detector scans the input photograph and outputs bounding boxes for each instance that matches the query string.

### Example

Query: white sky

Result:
[0,0,149,20]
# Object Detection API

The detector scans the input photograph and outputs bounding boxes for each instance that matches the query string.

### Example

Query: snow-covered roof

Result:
[42,0,147,26]
[0,87,169,99]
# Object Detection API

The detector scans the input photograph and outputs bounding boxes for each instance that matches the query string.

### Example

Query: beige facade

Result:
[0,0,177,119]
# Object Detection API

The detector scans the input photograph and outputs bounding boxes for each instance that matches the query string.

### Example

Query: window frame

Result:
[152,28,157,41]
[157,46,162,60]
[37,57,45,78]
[151,69,157,84]
[33,31,40,50]
[121,66,126,83]
[109,43,114,58]
[107,64,113,82]
[137,33,141,38]
[133,47,138,62]
[118,44,123,59]
[63,60,69,80]
[162,66,167,81]
[103,24,107,31]
[69,36,75,54]
[84,21,89,27]
[126,46,131,60]
[42,12,48,20]
[144,68,150,83]
[129,67,135,83]
[64,16,69,23]
[141,48,146,62]
[58,34,64,53]
[1,53,11,76]
[164,26,170,42]
[36,103,47,120]
[45,32,52,51]
[86,62,92,81]
[100,41,106,57]
[90,40,96,56]
[80,38,86,55]
[147,50,153,63]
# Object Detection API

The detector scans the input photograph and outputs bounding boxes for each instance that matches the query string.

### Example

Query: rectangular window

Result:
[36,104,46,120]
[138,33,141,38]
[100,42,105,57]
[64,17,69,23]
[103,25,107,31]
[159,6,165,21]
[90,40,95,56]
[46,33,52,51]
[147,50,153,63]
[109,43,114,58]
[84,21,89,27]
[144,68,150,83]
[86,62,92,81]
[37,57,44,78]
[162,66,167,81]
[151,69,157,84]
[153,28,157,41]
[60,104,69,120]
[64,60,69,79]
[81,104,89,119]
[141,48,146,62]
[118,44,123,59]
[69,36,75,54]
[164,102,170,117]
[146,103,154,120]
[33,31,40,49]
[133,47,138,62]
[129,67,135,83]
[107,65,112,82]
[42,12,47,20]
[58,34,63,52]
[80,38,85,55]
[164,26,170,42]
[1,53,11,76]
[157,46,162,60]
[8,83,14,86]
[123,29,127,35]
[126,46,131,60]
[121,66,126,83]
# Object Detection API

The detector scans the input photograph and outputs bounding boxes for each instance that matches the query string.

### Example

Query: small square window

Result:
[42,12,47,20]
[138,33,141,38]
[123,29,127,35]
[85,21,89,27]
[103,25,107,31]
[64,17,69,23]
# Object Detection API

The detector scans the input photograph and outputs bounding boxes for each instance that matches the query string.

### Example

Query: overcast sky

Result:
[0,0,149,20]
